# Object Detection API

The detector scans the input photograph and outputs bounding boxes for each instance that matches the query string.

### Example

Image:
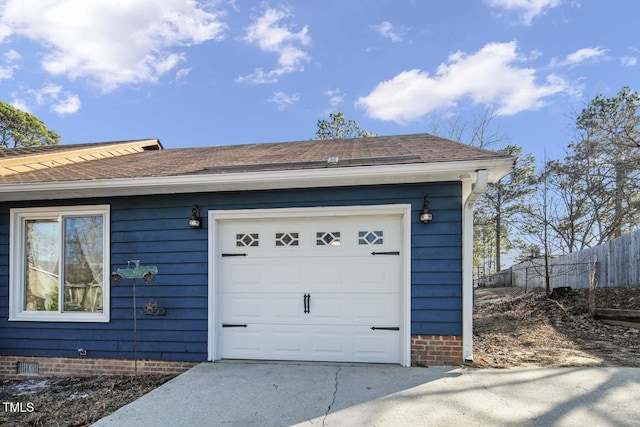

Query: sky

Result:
[1,0,638,163]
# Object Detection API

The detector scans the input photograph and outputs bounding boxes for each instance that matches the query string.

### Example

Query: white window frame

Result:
[9,205,111,322]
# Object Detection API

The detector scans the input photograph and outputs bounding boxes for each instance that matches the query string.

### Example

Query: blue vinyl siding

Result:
[0,182,462,362]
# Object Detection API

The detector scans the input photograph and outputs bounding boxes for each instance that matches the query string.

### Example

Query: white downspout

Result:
[462,169,488,363]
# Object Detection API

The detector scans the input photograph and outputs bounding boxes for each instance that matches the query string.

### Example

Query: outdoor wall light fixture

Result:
[189,204,202,229]
[419,196,433,224]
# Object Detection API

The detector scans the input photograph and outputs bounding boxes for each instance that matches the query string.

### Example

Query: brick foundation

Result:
[1,337,462,376]
[411,335,463,366]
[0,356,197,379]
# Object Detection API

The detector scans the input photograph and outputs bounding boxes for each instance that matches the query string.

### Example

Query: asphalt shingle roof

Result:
[0,133,512,185]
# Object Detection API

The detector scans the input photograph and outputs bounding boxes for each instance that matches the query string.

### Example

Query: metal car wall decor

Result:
[110,260,160,375]
[110,260,158,284]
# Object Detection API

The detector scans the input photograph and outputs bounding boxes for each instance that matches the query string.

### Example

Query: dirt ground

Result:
[0,374,175,427]
[473,286,640,368]
[1,286,639,426]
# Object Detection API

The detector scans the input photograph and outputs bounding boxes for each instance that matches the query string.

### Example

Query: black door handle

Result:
[303,294,310,314]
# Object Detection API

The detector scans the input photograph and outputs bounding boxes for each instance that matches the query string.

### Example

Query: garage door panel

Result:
[306,262,344,287]
[222,326,304,359]
[222,261,261,286]
[271,331,304,355]
[351,260,400,292]
[223,260,304,293]
[309,294,399,325]
[223,296,265,320]
[307,295,345,321]
[223,330,263,354]
[223,293,305,324]
[222,325,399,363]
[311,332,345,356]
[218,214,403,364]
[264,261,304,285]
[224,258,398,295]
[223,293,399,326]
[270,296,306,320]
[353,331,399,361]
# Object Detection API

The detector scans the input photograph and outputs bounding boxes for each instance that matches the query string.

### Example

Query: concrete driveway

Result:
[93,362,640,427]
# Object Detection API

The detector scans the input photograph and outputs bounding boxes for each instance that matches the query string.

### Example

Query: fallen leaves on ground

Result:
[0,374,175,427]
[473,286,640,368]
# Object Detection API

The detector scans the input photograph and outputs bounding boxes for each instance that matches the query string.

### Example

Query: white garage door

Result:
[218,214,402,364]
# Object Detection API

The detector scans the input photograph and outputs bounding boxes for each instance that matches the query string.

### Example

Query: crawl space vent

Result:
[17,361,39,376]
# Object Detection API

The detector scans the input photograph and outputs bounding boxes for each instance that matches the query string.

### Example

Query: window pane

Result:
[275,232,299,247]
[25,219,60,311]
[63,216,104,312]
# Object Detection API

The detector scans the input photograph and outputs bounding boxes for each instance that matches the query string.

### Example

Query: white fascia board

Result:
[0,157,514,202]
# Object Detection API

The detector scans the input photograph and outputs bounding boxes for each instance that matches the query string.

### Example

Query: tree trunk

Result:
[614,162,624,238]
[495,212,501,271]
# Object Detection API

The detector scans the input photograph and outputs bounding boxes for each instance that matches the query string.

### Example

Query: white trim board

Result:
[0,158,514,202]
[207,204,412,366]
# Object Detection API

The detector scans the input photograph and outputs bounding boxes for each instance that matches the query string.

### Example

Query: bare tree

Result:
[541,87,640,254]
[429,107,508,148]
[476,145,537,271]
[431,108,535,274]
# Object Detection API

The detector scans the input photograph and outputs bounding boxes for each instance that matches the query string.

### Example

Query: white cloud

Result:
[267,91,299,111]
[10,98,31,113]
[484,0,560,25]
[0,0,226,92]
[235,67,286,84]
[32,83,82,115]
[4,49,21,62]
[237,7,310,84]
[0,66,12,79]
[51,93,81,115]
[371,21,402,43]
[15,83,82,115]
[175,67,192,81]
[0,48,20,79]
[551,47,606,67]
[356,41,568,123]
[621,56,637,67]
[565,47,605,64]
[324,88,344,107]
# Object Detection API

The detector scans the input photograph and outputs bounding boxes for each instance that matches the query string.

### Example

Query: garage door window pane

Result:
[275,232,299,246]
[236,233,259,247]
[358,230,383,245]
[316,232,341,246]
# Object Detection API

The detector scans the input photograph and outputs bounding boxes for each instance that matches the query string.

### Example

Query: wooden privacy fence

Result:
[477,228,640,290]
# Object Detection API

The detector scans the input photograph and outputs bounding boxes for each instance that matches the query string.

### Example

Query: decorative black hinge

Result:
[371,251,400,256]
[221,253,247,257]
[222,324,248,328]
[370,326,400,331]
